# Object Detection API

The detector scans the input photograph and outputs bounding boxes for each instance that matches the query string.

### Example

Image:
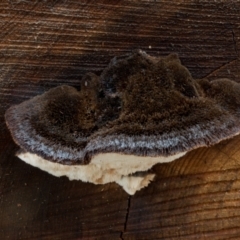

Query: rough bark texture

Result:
[1,1,240,239]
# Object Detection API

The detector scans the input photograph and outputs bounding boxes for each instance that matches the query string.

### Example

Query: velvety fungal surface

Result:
[4,50,240,194]
[5,50,240,164]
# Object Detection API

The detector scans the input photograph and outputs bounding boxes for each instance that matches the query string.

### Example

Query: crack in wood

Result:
[120,196,131,240]
[204,58,238,78]
[231,29,239,57]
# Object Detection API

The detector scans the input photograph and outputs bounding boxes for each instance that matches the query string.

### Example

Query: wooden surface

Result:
[1,1,240,239]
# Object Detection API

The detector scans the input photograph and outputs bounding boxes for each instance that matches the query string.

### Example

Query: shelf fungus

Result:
[5,50,240,195]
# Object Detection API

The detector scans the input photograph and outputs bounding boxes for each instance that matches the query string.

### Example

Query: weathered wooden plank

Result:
[0,1,240,239]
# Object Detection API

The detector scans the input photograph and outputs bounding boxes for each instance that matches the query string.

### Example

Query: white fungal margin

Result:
[17,151,186,195]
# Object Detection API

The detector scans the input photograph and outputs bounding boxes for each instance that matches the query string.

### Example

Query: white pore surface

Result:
[18,151,186,195]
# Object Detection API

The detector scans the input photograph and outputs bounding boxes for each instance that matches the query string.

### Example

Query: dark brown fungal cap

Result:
[5,50,240,165]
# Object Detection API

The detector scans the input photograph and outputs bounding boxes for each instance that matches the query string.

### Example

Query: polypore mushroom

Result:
[5,50,240,195]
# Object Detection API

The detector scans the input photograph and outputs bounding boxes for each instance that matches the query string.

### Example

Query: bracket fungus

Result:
[5,50,240,195]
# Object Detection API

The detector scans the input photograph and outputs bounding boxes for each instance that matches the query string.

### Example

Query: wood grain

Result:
[1,1,240,239]
[125,135,240,239]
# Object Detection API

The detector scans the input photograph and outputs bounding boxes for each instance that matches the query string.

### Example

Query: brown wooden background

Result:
[1,1,240,239]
